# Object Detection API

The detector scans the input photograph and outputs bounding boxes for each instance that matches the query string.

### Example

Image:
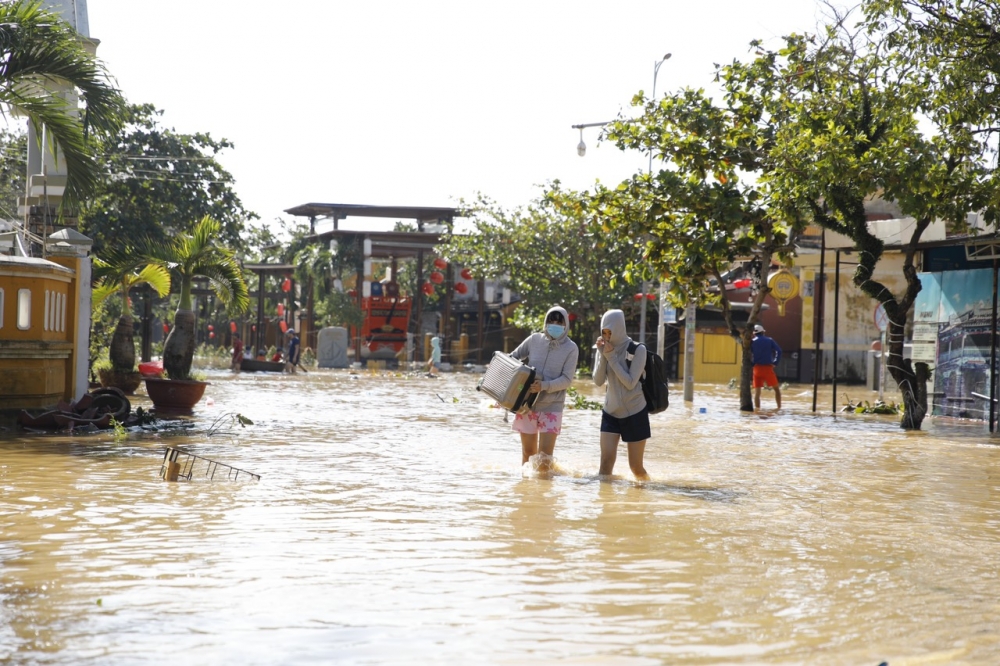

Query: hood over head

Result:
[544,305,570,340]
[600,309,630,348]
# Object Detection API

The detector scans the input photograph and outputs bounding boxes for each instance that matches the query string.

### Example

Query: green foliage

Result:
[566,386,602,410]
[0,128,26,220]
[842,395,902,415]
[0,0,125,212]
[206,412,254,437]
[81,103,257,255]
[314,291,364,329]
[440,186,639,337]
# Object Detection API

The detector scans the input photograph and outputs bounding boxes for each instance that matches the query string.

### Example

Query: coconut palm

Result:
[0,0,125,210]
[92,250,171,374]
[152,215,250,380]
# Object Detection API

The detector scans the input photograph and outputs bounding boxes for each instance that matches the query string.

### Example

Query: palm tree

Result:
[0,0,125,210]
[92,251,171,374]
[152,215,250,380]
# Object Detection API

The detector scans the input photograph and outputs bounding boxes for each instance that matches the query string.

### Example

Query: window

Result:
[17,288,30,330]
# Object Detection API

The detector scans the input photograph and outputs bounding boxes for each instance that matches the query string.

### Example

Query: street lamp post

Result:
[571,121,614,157]
[650,53,671,359]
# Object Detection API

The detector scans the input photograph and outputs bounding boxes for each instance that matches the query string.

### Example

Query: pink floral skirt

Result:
[511,411,563,435]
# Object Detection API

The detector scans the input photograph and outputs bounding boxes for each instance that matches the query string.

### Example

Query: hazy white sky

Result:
[80,0,834,232]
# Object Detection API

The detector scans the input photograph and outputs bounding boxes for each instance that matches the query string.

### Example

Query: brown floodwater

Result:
[1,369,998,664]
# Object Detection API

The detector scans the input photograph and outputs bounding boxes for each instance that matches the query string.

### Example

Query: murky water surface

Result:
[1,370,999,664]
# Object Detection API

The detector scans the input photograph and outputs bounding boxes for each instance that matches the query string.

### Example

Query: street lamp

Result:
[571,121,613,157]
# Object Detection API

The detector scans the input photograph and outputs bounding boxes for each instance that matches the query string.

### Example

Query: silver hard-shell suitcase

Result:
[477,352,537,413]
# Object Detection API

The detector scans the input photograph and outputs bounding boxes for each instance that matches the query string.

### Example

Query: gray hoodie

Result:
[510,306,579,413]
[594,309,647,418]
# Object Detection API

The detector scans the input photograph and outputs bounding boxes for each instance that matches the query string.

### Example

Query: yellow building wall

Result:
[0,258,76,410]
[677,332,744,385]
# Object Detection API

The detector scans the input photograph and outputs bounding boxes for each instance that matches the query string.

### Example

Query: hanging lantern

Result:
[460,267,473,280]
[733,278,752,289]
[362,280,371,298]
[281,277,292,292]
[252,325,256,332]
[363,238,372,256]
[646,293,656,301]
[484,284,495,302]
[162,323,169,334]
[433,257,448,270]
[276,303,285,316]
[207,324,214,331]
[422,282,435,296]
[430,271,444,284]
[454,282,468,294]
[633,293,644,301]
[502,288,511,305]
[569,313,578,322]
[230,321,237,333]
[209,331,215,339]
[279,320,288,333]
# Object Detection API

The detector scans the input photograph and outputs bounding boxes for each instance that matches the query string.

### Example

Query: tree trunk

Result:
[163,309,196,380]
[109,316,136,372]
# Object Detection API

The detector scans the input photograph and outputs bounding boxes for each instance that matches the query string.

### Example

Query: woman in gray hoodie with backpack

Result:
[510,306,579,468]
[594,309,650,480]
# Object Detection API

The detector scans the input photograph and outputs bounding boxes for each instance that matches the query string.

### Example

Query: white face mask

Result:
[546,324,565,338]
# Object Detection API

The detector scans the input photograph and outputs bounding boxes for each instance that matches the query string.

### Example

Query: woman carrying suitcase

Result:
[509,306,579,470]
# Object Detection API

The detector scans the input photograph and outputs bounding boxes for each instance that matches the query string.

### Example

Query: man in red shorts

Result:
[750,323,782,410]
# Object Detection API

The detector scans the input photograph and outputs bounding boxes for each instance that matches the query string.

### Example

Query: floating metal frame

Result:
[159,447,261,482]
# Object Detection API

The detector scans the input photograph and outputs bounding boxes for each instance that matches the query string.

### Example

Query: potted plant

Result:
[143,215,249,412]
[92,251,171,394]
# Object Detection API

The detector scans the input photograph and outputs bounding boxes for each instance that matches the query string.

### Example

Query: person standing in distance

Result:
[594,309,650,480]
[751,323,782,410]
[509,306,579,470]
[284,329,301,374]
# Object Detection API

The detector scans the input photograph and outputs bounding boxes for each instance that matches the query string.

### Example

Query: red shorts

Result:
[752,364,778,388]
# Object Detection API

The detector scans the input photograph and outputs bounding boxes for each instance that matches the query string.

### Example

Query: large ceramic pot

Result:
[98,368,143,395]
[143,377,209,414]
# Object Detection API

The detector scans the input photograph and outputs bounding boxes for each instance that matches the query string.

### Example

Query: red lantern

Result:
[276,303,285,316]
[421,282,434,296]
[209,331,215,339]
[162,323,169,334]
[252,325,256,332]
[633,293,644,301]
[281,277,292,292]
[230,321,237,333]
[347,289,357,297]
[733,278,752,289]
[279,320,288,333]
[430,271,444,284]
[207,324,214,331]
[460,267,473,280]
[646,293,656,301]
[569,313,578,322]
[454,282,468,294]
[433,257,448,270]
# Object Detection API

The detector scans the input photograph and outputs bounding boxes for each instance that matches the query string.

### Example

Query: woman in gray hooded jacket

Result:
[594,309,650,479]
[510,306,579,467]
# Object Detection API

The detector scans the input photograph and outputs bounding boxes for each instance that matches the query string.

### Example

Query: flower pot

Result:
[98,368,143,395]
[143,377,209,414]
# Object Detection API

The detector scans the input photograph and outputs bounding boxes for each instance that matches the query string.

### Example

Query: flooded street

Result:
[1,370,999,664]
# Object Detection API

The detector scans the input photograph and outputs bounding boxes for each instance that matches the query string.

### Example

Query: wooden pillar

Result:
[415,250,425,363]
[476,279,485,364]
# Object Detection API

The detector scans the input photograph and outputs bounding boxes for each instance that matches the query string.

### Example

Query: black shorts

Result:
[600,408,651,443]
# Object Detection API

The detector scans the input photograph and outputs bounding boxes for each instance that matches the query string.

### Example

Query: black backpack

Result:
[626,341,670,414]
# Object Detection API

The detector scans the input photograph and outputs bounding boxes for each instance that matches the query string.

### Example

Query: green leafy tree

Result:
[92,250,171,373]
[600,76,806,411]
[81,103,257,255]
[148,215,250,380]
[0,0,125,212]
[0,128,26,220]
[441,186,640,357]
[740,14,993,429]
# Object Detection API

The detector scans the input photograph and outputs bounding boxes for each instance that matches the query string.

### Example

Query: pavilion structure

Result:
[284,203,477,364]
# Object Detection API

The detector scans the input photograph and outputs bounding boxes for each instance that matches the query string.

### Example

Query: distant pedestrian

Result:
[594,309,649,480]
[751,323,782,410]
[426,335,441,376]
[231,334,243,372]
[285,329,301,373]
